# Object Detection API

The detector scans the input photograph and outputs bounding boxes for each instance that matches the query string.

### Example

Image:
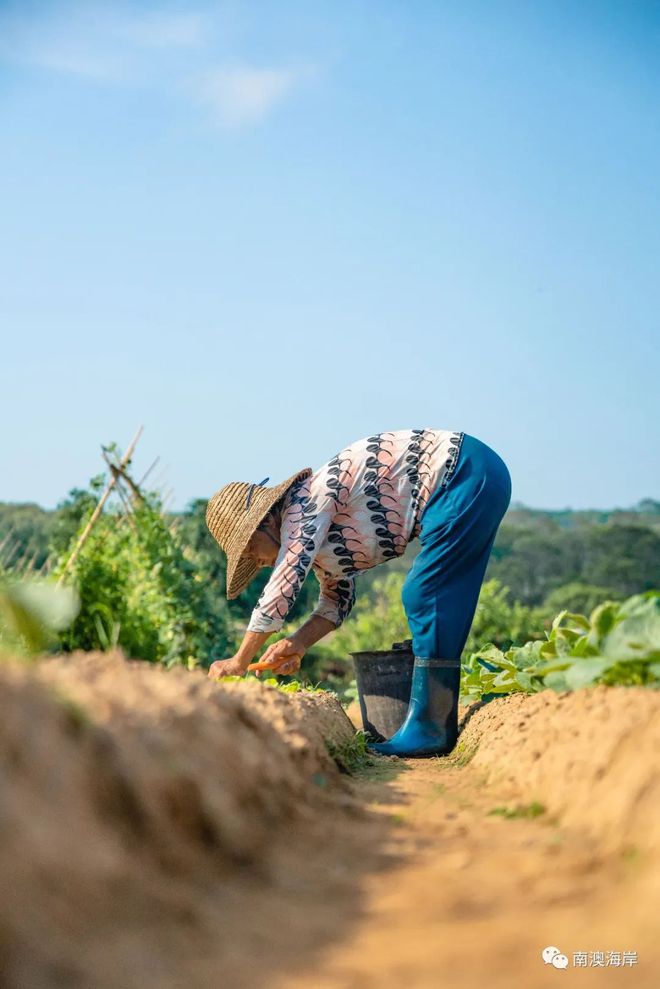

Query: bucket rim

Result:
[350,648,414,660]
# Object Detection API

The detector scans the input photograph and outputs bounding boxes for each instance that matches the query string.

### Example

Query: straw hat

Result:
[206,468,313,599]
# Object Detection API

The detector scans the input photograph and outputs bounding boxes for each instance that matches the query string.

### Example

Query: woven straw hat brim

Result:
[205,467,313,600]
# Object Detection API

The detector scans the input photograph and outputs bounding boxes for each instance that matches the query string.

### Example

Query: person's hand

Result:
[208,657,248,679]
[248,637,306,677]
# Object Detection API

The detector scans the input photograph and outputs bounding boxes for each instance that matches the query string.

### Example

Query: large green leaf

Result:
[539,639,558,659]
[533,657,572,675]
[543,671,570,692]
[490,669,518,691]
[514,671,538,692]
[508,639,545,669]
[558,611,591,632]
[550,610,590,637]
[471,644,514,669]
[601,595,660,662]
[570,636,599,658]
[564,657,611,689]
[0,581,79,653]
[588,601,621,645]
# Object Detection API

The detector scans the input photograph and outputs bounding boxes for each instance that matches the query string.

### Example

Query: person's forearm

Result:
[291,614,337,650]
[233,615,335,673]
[234,630,272,669]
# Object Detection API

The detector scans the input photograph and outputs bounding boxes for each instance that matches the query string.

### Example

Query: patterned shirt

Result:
[246,428,464,633]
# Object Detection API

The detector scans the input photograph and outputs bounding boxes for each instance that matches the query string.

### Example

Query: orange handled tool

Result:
[247,652,303,673]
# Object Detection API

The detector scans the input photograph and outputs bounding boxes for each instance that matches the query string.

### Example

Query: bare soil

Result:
[0,652,658,988]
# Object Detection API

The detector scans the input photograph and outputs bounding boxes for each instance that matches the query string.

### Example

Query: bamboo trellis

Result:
[56,427,144,585]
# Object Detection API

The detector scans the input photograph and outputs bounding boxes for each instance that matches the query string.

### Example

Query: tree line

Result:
[1,489,658,687]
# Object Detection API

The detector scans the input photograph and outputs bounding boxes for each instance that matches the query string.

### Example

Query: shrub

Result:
[53,491,232,667]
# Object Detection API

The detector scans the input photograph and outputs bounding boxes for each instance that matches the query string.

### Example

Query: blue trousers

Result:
[401,434,512,660]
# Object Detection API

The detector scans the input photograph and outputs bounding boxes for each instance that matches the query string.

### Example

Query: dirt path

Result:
[185,687,660,989]
[275,754,656,989]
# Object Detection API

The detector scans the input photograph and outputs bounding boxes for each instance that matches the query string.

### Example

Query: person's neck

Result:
[264,508,281,545]
[264,528,280,548]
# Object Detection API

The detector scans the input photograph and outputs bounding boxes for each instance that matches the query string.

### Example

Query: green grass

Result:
[620,844,644,871]
[325,729,375,774]
[446,736,480,768]
[487,801,547,820]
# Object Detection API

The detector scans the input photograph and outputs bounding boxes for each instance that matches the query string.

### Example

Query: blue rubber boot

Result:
[368,658,461,757]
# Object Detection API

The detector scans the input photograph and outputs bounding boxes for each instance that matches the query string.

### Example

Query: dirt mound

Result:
[3,654,660,988]
[0,651,359,988]
[455,685,660,858]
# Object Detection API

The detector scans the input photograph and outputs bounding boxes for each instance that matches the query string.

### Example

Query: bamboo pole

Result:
[12,547,31,575]
[102,455,138,532]
[161,486,175,512]
[115,464,144,506]
[20,548,41,576]
[103,445,145,506]
[57,426,143,585]
[0,529,14,560]
[1,536,21,570]
[137,456,160,490]
[38,555,53,577]
[115,479,136,522]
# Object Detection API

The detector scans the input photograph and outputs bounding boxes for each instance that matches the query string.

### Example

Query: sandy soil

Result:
[0,652,658,988]
[317,690,660,989]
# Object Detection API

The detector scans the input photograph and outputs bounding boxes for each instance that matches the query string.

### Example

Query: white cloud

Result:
[0,6,311,127]
[116,11,206,49]
[0,5,207,82]
[198,65,299,126]
[25,42,124,81]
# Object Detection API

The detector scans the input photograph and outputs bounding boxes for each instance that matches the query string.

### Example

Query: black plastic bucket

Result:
[350,640,414,742]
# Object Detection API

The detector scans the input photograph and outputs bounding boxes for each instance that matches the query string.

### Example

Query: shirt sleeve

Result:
[310,570,357,628]
[246,476,337,634]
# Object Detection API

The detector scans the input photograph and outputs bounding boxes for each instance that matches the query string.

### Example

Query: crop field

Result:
[1,472,659,987]
[0,640,658,987]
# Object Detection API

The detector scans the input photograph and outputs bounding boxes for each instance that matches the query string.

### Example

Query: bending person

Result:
[205,428,511,757]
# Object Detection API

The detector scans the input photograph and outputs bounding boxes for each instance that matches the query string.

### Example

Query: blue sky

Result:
[1,0,658,511]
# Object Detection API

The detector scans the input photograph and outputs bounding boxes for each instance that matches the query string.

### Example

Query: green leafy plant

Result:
[259,677,327,694]
[0,577,79,656]
[52,481,232,667]
[462,591,660,701]
[325,729,372,774]
[210,672,328,695]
